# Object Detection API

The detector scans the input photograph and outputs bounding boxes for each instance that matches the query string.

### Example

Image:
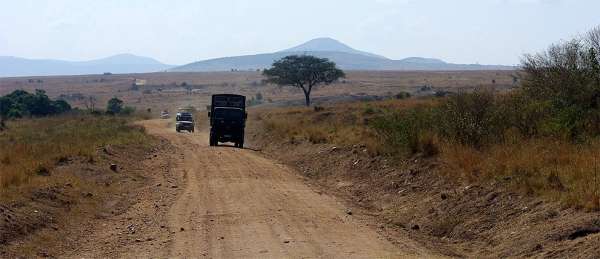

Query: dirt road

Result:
[69,120,436,258]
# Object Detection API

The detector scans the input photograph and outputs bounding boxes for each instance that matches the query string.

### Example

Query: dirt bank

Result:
[1,136,178,258]
[247,119,600,258]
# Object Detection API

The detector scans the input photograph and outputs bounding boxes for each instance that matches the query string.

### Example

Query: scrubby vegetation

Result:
[258,26,600,209]
[0,115,151,190]
[0,89,71,122]
[105,97,135,115]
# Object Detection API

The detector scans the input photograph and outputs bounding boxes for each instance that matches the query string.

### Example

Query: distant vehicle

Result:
[176,112,195,133]
[160,110,170,119]
[208,94,247,148]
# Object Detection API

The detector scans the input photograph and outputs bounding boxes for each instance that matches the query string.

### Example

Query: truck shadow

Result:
[211,144,261,152]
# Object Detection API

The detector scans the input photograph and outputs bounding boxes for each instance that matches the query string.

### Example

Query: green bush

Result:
[522,26,600,139]
[437,91,507,147]
[496,93,550,138]
[0,90,71,123]
[106,97,124,115]
[370,106,437,156]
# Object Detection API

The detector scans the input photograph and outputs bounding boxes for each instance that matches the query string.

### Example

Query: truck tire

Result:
[238,135,244,149]
[209,131,216,146]
[176,127,180,133]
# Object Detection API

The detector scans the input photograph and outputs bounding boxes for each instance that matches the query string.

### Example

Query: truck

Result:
[208,94,247,148]
[160,110,170,119]
[175,111,195,133]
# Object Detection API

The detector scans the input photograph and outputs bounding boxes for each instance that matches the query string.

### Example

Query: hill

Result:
[0,54,173,77]
[280,37,389,59]
[171,38,514,72]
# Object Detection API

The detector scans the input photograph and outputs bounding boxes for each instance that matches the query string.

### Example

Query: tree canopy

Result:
[0,89,71,120]
[263,55,345,106]
[106,97,124,115]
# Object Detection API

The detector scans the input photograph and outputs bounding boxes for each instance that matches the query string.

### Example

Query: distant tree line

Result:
[0,89,71,121]
[0,89,137,130]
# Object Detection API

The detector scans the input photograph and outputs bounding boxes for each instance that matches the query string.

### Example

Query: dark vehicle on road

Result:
[176,112,195,133]
[208,94,247,148]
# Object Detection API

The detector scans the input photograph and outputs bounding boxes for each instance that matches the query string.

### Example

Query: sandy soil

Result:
[64,120,440,258]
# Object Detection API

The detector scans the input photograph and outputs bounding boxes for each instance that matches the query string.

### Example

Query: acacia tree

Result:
[263,55,345,106]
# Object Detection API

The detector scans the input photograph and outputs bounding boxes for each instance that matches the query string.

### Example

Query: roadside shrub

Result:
[496,92,551,138]
[370,106,437,156]
[437,90,506,148]
[521,25,600,139]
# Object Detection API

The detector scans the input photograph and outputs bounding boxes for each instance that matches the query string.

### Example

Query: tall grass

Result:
[0,114,150,189]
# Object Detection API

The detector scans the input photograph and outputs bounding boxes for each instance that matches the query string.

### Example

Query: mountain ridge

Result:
[0,54,173,77]
[280,37,389,60]
[172,38,514,72]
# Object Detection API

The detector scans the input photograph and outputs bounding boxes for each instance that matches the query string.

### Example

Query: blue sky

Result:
[0,0,599,65]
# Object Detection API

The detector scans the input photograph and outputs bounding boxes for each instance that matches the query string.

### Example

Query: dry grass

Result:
[441,138,600,210]
[255,98,600,210]
[255,98,434,154]
[0,114,151,190]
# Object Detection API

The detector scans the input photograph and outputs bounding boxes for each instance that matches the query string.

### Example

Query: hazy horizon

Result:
[1,0,599,66]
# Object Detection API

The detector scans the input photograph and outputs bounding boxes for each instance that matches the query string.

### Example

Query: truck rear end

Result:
[208,94,247,148]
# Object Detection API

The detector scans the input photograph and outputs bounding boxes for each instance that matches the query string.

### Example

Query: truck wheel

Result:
[238,132,245,149]
[176,127,180,133]
[209,132,216,146]
[238,136,244,149]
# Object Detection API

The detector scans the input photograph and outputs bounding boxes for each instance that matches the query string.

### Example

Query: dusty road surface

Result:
[70,120,438,258]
